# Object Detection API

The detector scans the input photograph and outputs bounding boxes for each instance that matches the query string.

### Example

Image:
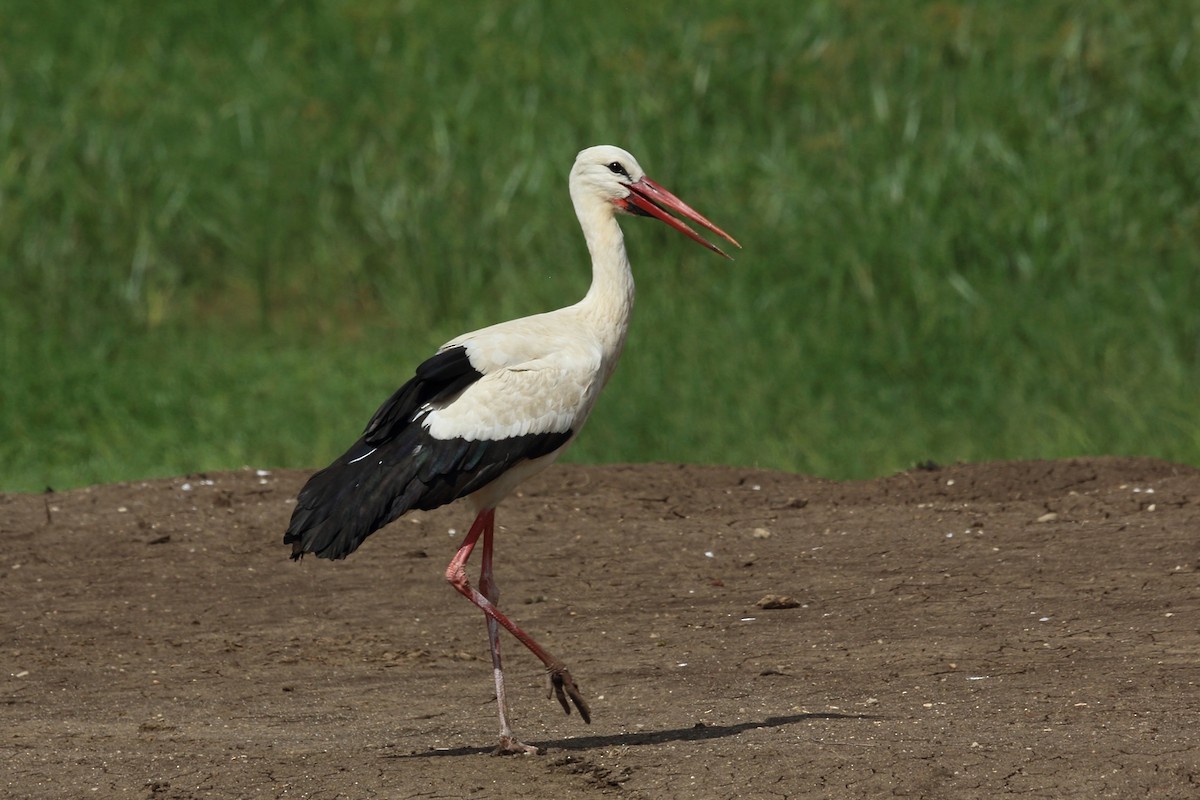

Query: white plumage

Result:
[425,326,602,444]
[285,144,738,754]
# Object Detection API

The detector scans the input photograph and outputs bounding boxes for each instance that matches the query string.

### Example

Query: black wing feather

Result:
[283,345,571,561]
[361,346,479,443]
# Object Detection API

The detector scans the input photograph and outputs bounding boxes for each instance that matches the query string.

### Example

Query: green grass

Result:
[2,1,1198,493]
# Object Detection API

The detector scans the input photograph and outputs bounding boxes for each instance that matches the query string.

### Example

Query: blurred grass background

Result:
[1,0,1198,493]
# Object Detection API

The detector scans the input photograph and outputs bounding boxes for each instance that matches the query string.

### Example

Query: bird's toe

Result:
[493,736,541,756]
[549,665,592,724]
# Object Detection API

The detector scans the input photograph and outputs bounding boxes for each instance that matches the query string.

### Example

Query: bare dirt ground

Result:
[3,458,1199,799]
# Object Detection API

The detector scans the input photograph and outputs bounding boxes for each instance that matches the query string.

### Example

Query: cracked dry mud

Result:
[3,458,1199,798]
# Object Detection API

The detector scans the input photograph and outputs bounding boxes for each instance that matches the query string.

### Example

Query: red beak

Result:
[623,177,741,259]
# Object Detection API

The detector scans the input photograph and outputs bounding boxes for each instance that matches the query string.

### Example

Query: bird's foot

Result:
[493,735,541,756]
[548,664,592,724]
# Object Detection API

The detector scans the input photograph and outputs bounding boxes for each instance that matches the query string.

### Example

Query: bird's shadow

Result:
[389,712,870,758]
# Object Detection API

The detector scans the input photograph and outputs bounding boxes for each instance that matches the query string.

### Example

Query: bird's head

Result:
[570,145,740,259]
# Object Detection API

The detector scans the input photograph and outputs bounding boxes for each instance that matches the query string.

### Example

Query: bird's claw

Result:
[493,736,541,756]
[548,664,592,724]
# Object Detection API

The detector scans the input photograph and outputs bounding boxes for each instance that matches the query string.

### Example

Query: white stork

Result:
[284,144,739,754]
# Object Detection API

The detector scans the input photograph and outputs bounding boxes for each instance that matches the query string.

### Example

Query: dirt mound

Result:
[3,458,1198,798]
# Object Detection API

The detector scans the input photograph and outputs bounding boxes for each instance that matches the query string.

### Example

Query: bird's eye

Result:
[607,161,628,177]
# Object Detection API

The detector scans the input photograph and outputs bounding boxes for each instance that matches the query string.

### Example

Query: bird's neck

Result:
[577,207,636,338]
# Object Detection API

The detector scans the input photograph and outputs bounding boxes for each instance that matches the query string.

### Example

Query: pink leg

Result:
[445,508,591,754]
[477,514,535,754]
